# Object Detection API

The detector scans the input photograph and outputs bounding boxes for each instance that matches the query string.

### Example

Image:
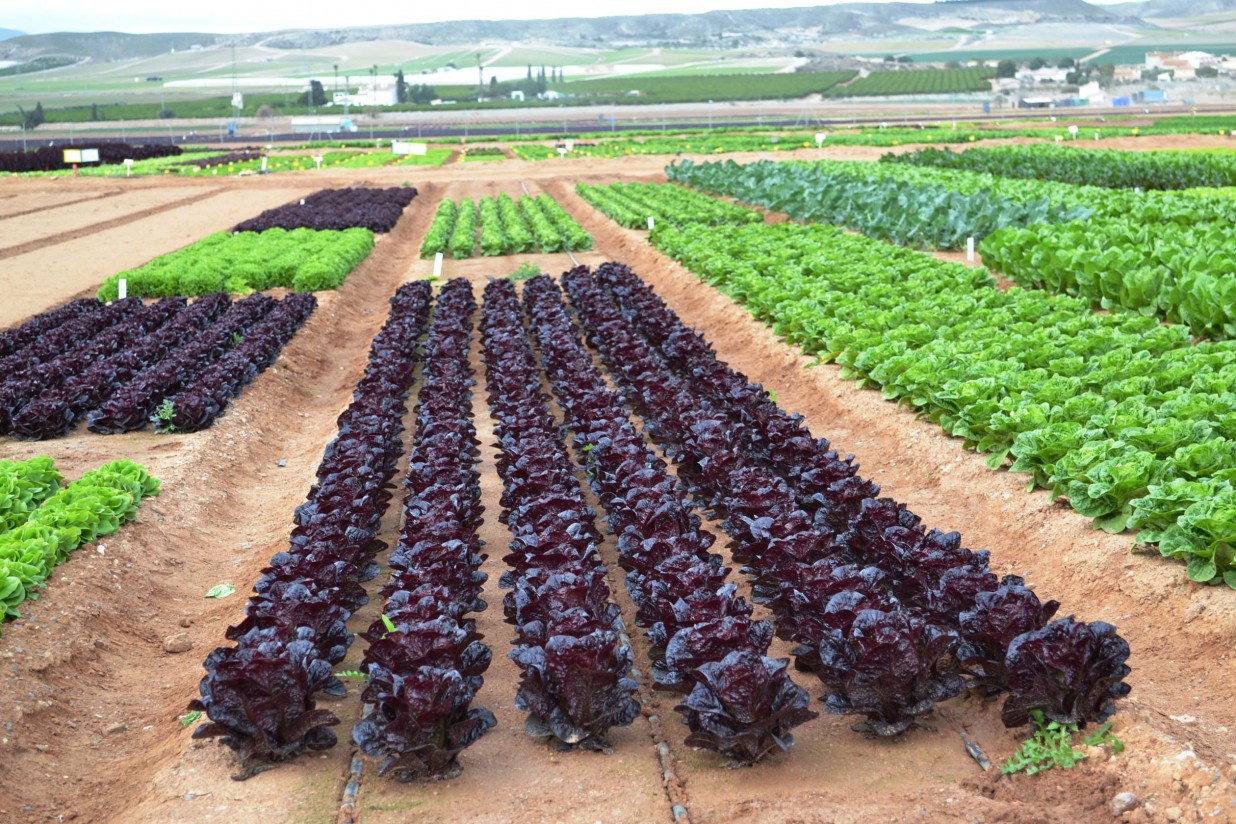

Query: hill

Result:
[1108,0,1236,17]
[0,31,226,61]
[0,0,1144,60]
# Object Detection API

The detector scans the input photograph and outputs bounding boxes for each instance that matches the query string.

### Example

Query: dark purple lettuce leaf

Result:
[818,608,963,736]
[676,650,818,765]
[1001,617,1131,728]
[512,630,640,750]
[235,187,417,234]
[188,635,341,779]
[655,617,773,693]
[353,666,496,781]
[957,578,1059,695]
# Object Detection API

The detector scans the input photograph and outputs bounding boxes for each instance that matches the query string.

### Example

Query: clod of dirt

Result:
[162,633,194,654]
[1111,791,1138,815]
[104,722,128,736]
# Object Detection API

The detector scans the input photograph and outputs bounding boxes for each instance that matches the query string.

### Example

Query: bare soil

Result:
[0,188,220,254]
[0,137,1234,824]
[0,186,315,327]
[0,190,123,220]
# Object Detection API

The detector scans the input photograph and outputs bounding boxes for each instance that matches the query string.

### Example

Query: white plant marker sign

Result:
[647,217,655,230]
[123,158,134,177]
[814,132,827,148]
[312,156,323,170]
[433,252,444,279]
[118,278,127,299]
[966,237,975,262]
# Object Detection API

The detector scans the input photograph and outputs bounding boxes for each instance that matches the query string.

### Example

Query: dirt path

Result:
[0,186,313,327]
[0,190,124,219]
[0,188,222,254]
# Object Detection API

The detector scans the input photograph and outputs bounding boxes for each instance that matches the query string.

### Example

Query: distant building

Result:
[1146,51,1218,77]
[537,90,564,101]
[510,90,525,101]
[1077,81,1107,104]
[1017,67,1070,85]
[332,81,398,107]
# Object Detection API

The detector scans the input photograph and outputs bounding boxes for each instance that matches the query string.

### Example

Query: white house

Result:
[1078,81,1107,103]
[1017,67,1071,85]
[332,83,398,107]
[537,90,564,101]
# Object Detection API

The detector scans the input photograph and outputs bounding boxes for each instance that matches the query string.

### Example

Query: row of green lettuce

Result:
[650,220,1236,589]
[667,159,1236,341]
[14,148,454,178]
[97,227,374,300]
[980,219,1236,341]
[666,157,1097,250]
[576,181,762,229]
[1,456,160,624]
[418,193,592,259]
[509,118,1236,161]
[886,144,1236,191]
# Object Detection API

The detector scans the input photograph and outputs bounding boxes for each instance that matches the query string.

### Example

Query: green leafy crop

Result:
[1001,710,1123,776]
[97,227,374,300]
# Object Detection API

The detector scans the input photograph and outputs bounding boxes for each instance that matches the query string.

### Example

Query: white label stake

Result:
[647,217,655,231]
[966,237,975,262]
[118,278,127,300]
[433,252,444,279]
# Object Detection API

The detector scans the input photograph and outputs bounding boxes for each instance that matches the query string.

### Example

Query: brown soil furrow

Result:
[0,189,125,221]
[532,308,695,824]
[0,188,226,260]
[361,274,672,824]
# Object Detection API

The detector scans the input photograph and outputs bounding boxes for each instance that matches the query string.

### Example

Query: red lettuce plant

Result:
[1001,617,1132,728]
[189,634,342,779]
[676,651,818,764]
[353,666,496,780]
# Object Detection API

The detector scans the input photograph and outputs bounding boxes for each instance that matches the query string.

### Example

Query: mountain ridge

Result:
[0,0,1146,60]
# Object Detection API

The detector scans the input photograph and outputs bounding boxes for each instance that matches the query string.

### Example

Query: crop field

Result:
[1,130,1235,824]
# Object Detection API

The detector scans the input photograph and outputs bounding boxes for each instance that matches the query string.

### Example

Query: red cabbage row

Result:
[178,151,263,168]
[0,297,151,432]
[85,294,278,435]
[519,275,817,765]
[233,187,419,234]
[0,298,101,360]
[568,262,1131,734]
[0,297,143,390]
[7,295,232,440]
[0,142,182,174]
[189,281,433,778]
[353,278,497,781]
[159,292,316,433]
[480,278,640,751]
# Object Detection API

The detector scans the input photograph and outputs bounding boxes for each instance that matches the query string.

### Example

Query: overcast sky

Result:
[5,0,1125,35]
